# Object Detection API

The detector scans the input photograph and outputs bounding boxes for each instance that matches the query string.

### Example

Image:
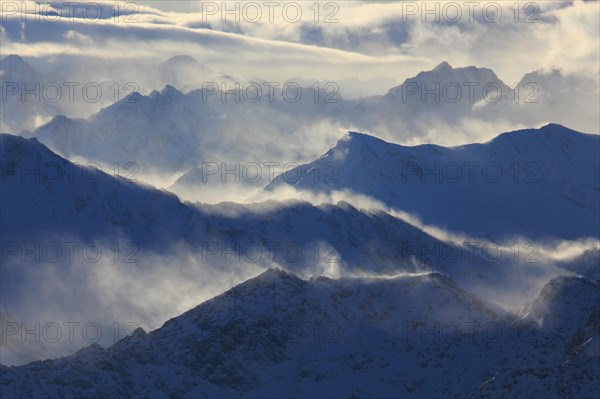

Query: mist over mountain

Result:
[1,269,598,398]
[0,55,59,133]
[258,123,600,241]
[2,128,598,369]
[15,59,596,204]
[0,54,232,135]
[1,3,599,395]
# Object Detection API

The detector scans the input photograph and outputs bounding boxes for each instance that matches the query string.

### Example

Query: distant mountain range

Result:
[0,54,228,134]
[3,55,595,180]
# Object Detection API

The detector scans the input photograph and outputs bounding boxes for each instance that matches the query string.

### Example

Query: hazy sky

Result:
[1,1,598,83]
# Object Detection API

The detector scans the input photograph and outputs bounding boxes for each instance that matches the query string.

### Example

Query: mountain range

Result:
[1,124,598,370]
[1,268,598,398]
[1,54,599,398]
[3,55,595,184]
[257,123,600,241]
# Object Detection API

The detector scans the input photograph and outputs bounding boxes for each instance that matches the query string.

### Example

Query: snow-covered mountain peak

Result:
[1,261,598,398]
[0,54,26,68]
[381,61,509,110]
[156,84,184,98]
[485,123,598,157]
[259,125,600,240]
[342,131,387,146]
[321,130,392,165]
[0,54,41,83]
[531,275,599,307]
[538,122,594,142]
[432,60,452,73]
[158,54,216,74]
[153,55,220,92]
[493,122,574,138]
[228,267,308,298]
[251,267,306,286]
[162,55,201,67]
[389,61,503,96]
[541,122,569,131]
[103,88,185,120]
[123,90,146,103]
[129,327,149,339]
[0,133,45,161]
[522,275,599,333]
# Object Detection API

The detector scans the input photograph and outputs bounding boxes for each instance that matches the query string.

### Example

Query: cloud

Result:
[2,1,595,86]
[62,29,93,45]
[250,185,599,311]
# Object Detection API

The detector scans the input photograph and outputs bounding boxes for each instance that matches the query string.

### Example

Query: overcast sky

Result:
[1,1,598,84]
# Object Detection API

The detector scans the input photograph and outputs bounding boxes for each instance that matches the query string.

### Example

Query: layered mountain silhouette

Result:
[258,123,600,240]
[1,269,598,398]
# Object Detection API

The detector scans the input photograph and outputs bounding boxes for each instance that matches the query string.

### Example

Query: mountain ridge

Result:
[1,269,598,398]
[258,123,600,240]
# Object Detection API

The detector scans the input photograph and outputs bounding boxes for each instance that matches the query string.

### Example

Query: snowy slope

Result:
[478,356,599,399]
[478,276,600,399]
[4,134,577,293]
[257,124,600,240]
[4,133,585,365]
[0,135,465,356]
[1,133,454,275]
[1,269,598,398]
